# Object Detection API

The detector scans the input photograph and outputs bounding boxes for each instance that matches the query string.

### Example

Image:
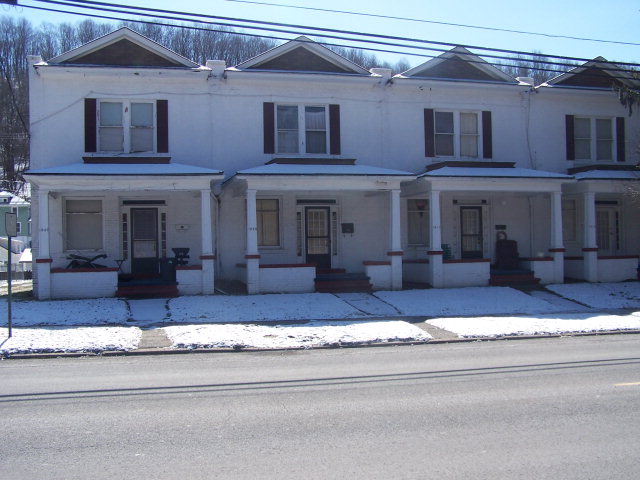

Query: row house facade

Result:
[25,28,639,299]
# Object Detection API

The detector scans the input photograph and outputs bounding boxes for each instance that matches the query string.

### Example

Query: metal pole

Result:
[7,235,12,338]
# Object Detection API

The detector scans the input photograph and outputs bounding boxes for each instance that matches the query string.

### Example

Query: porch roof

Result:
[237,163,413,177]
[418,166,571,180]
[24,162,223,191]
[574,170,640,181]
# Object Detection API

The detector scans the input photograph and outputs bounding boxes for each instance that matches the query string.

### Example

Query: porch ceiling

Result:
[24,162,223,191]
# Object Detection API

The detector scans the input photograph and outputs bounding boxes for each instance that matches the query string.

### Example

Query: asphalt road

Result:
[1,335,639,479]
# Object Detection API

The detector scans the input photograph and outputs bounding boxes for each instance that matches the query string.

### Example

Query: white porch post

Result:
[428,189,444,288]
[582,191,598,282]
[388,189,403,290]
[200,189,215,295]
[35,189,52,299]
[245,189,260,294]
[549,190,565,283]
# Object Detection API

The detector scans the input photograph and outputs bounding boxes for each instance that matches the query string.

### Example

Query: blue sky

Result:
[4,0,639,67]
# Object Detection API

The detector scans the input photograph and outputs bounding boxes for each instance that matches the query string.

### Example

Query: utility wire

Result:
[21,3,640,84]
[34,0,640,68]
[223,0,640,47]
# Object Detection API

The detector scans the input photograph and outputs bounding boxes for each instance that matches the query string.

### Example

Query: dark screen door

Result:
[305,207,331,269]
[131,208,158,275]
[460,206,483,259]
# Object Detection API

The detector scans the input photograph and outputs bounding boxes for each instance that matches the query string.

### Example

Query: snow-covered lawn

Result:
[0,326,141,355]
[546,282,640,309]
[427,312,640,338]
[163,320,430,350]
[168,293,363,323]
[0,298,129,326]
[375,287,563,316]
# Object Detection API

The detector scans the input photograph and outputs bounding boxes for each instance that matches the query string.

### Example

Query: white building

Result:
[24,28,640,299]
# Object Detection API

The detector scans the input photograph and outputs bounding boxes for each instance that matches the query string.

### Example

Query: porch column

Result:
[428,189,444,288]
[549,191,565,283]
[200,189,215,295]
[582,191,598,282]
[388,189,403,290]
[35,189,52,299]
[245,189,260,294]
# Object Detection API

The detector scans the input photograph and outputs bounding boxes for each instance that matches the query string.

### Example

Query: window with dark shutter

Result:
[482,111,492,159]
[84,98,97,153]
[156,100,168,153]
[616,117,625,162]
[565,115,575,160]
[263,102,275,154]
[424,108,435,157]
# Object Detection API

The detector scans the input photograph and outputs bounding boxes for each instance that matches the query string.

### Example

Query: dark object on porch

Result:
[66,253,107,269]
[315,270,372,293]
[172,248,190,266]
[159,257,176,282]
[494,239,519,270]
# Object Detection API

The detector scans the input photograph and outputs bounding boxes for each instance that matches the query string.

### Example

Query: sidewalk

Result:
[1,282,639,357]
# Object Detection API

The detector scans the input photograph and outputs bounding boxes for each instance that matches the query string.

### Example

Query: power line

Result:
[35,0,640,68]
[17,1,640,81]
[222,0,640,48]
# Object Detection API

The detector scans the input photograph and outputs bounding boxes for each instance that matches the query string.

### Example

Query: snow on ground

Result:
[427,312,640,338]
[334,293,401,316]
[163,320,431,350]
[546,282,640,309]
[0,297,129,326]
[0,326,141,355]
[375,287,563,317]
[168,293,363,323]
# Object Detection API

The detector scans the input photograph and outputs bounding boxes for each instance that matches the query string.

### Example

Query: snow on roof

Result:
[25,162,223,176]
[237,163,414,176]
[419,166,571,179]
[574,170,640,181]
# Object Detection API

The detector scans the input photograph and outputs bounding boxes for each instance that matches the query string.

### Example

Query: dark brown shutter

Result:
[616,117,625,162]
[565,115,575,160]
[482,111,492,159]
[84,98,97,153]
[329,104,341,155]
[156,100,169,153]
[424,108,434,157]
[263,102,275,154]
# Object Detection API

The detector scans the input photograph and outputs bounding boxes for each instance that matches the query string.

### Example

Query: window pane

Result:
[435,134,454,156]
[305,106,326,130]
[407,199,428,245]
[596,119,612,140]
[460,135,478,157]
[277,131,298,153]
[99,127,124,152]
[575,139,590,160]
[562,200,576,242]
[460,113,477,134]
[435,112,454,134]
[596,140,612,161]
[257,199,279,247]
[306,131,327,154]
[131,103,153,127]
[100,102,122,126]
[277,105,298,129]
[131,128,154,152]
[574,118,590,138]
[66,200,102,213]
[66,200,102,250]
[596,119,612,161]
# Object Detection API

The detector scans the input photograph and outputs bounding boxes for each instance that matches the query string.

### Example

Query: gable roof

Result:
[401,46,516,83]
[544,57,639,89]
[234,36,369,74]
[48,27,200,68]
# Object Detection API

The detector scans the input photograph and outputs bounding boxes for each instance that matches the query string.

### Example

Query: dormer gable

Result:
[48,27,200,68]
[401,46,516,83]
[234,36,369,74]
[544,57,638,89]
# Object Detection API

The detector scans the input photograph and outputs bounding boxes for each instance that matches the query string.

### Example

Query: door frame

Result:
[460,206,484,259]
[304,206,332,269]
[121,200,167,275]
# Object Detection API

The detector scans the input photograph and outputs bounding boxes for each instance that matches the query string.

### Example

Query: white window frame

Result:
[97,100,156,154]
[574,116,615,162]
[256,197,282,249]
[275,104,329,155]
[434,110,482,159]
[406,198,429,247]
[64,197,105,252]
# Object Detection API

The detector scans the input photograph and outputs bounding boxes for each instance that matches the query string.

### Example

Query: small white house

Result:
[24,27,640,299]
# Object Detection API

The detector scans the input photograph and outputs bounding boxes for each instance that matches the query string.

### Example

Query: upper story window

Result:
[264,102,341,155]
[85,99,169,154]
[99,101,154,153]
[425,109,492,159]
[566,115,625,163]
